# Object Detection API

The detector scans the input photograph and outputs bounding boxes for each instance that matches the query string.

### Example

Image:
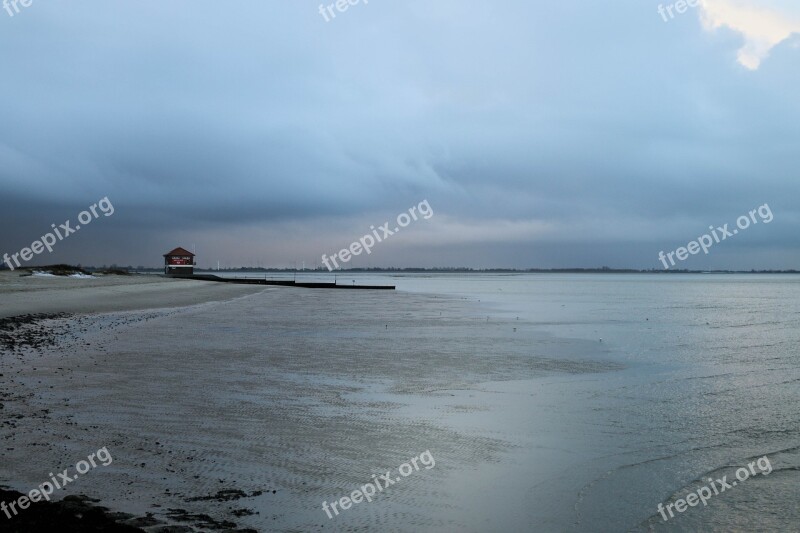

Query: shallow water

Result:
[2,274,798,531]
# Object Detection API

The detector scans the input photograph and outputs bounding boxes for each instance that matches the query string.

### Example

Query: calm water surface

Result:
[388,273,800,531]
[6,273,798,532]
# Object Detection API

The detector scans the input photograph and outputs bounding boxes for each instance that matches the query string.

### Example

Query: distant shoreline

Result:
[3,265,799,276]
[187,268,800,274]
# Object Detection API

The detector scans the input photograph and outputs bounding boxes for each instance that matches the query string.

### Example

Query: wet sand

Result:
[0,283,621,531]
[0,488,144,532]
[0,271,262,318]
[0,273,265,531]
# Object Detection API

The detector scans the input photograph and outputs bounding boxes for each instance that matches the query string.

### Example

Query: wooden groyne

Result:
[168,274,395,290]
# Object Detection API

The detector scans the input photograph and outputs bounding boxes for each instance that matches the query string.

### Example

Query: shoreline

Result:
[0,273,267,531]
[0,271,265,319]
[1,275,631,531]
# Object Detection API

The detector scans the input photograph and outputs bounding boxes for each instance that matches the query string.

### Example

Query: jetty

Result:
[161,247,394,289]
[168,273,395,290]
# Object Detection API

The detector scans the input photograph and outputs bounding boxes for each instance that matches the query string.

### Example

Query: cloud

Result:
[700,0,800,69]
[1,1,799,269]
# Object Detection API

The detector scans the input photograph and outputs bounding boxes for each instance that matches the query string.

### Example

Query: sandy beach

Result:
[0,271,262,318]
[1,273,266,531]
[0,273,622,531]
[2,273,797,532]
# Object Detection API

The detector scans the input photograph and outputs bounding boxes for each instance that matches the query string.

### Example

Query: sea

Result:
[5,273,799,532]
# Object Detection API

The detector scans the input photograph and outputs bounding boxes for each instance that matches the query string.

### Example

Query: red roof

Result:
[163,247,195,257]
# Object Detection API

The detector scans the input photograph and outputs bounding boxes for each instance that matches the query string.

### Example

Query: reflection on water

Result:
[3,274,798,531]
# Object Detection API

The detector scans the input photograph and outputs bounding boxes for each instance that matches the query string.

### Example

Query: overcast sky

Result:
[1,0,799,270]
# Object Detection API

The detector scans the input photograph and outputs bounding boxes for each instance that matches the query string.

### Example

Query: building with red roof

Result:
[163,247,195,275]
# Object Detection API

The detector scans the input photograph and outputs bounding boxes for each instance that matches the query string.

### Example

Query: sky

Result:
[1,0,799,270]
